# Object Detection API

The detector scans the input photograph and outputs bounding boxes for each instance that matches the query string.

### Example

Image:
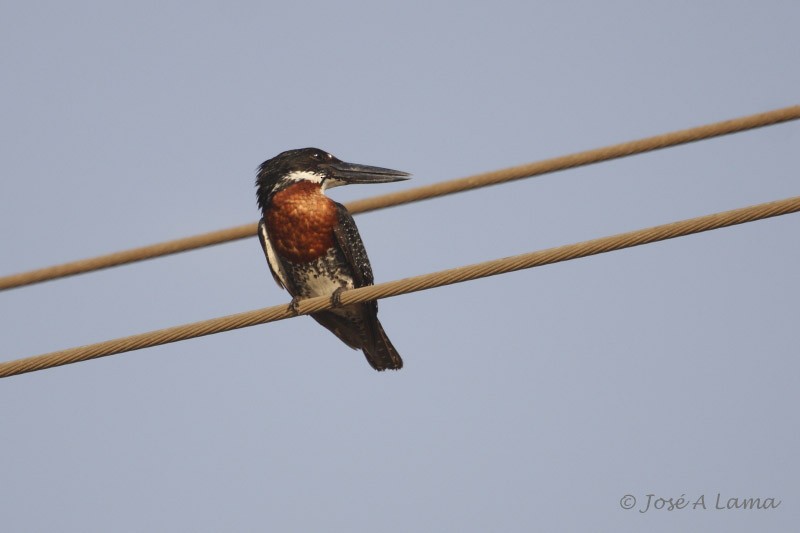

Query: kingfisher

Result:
[255,148,409,371]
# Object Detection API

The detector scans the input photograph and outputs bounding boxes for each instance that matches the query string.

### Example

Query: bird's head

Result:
[256,147,409,209]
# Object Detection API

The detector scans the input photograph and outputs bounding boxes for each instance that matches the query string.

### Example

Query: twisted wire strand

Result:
[2,105,797,291]
[2,195,798,378]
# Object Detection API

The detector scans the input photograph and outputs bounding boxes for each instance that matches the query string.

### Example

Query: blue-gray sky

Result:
[1,2,798,531]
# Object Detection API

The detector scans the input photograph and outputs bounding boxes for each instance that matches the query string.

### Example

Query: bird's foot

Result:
[330,287,346,308]
[288,296,302,316]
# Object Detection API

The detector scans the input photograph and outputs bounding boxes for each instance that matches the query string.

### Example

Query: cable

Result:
[1,105,798,291]
[0,224,259,290]
[2,195,798,378]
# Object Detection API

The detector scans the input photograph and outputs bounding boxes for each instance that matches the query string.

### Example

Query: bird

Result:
[255,147,409,370]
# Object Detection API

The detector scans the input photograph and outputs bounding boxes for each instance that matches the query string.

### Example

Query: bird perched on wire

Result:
[255,148,409,370]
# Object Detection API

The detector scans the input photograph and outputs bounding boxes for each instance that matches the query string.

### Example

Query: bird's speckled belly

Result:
[284,248,355,299]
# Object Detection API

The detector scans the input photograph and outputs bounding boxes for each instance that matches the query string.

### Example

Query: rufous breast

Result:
[265,181,338,263]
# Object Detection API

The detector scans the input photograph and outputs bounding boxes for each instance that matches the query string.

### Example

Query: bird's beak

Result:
[328,161,410,184]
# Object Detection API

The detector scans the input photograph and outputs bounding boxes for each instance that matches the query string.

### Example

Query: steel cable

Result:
[1,104,798,291]
[2,195,798,378]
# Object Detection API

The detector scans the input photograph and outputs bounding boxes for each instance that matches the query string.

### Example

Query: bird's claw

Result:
[288,296,302,316]
[330,287,346,308]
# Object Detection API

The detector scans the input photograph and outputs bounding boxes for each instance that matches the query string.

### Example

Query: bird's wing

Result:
[258,218,290,290]
[332,202,374,288]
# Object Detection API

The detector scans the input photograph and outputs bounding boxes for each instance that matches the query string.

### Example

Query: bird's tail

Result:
[311,309,403,371]
[362,318,403,371]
